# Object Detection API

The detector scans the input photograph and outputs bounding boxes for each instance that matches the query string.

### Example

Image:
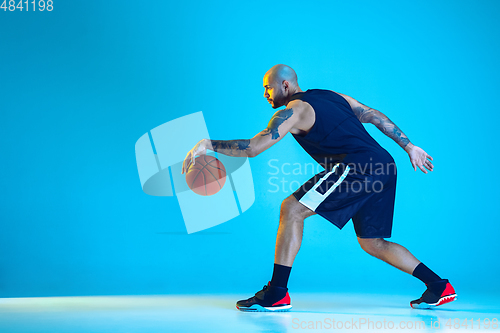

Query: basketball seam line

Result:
[202,155,226,187]
[189,156,225,194]
[190,166,206,193]
[202,161,224,190]
[206,156,225,172]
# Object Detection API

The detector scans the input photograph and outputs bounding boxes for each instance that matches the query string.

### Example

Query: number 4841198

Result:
[1,0,53,11]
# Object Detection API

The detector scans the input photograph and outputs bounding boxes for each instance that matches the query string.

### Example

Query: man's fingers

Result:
[424,159,434,170]
[182,152,192,174]
[186,154,194,172]
[419,160,431,173]
[418,164,428,174]
[411,152,433,173]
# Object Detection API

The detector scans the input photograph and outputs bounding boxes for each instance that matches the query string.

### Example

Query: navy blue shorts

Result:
[292,162,397,238]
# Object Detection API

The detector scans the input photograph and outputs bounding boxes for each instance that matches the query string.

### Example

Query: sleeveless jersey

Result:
[289,89,394,173]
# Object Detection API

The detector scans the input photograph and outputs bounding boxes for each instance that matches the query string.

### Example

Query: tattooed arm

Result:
[247,105,299,155]
[336,92,410,149]
[181,102,302,174]
[205,139,252,158]
[335,91,434,173]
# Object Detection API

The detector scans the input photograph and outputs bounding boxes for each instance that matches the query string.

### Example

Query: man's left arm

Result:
[361,106,434,174]
[181,102,302,174]
[337,92,434,174]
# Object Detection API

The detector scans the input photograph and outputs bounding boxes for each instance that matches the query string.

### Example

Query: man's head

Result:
[263,64,301,109]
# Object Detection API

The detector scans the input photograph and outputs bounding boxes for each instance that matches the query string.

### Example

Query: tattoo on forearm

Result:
[354,103,410,149]
[261,108,294,140]
[210,139,251,157]
[373,113,410,148]
[208,108,293,158]
[353,104,374,123]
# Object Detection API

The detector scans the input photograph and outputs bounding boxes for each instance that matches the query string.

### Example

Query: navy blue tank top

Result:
[290,89,394,173]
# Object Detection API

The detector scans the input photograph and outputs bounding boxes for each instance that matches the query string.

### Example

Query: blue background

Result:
[1,0,498,298]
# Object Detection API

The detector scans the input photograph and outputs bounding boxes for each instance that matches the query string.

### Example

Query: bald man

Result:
[182,64,456,312]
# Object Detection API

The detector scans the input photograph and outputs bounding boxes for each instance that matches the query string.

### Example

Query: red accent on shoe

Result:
[436,295,456,306]
[272,292,291,306]
[442,283,456,297]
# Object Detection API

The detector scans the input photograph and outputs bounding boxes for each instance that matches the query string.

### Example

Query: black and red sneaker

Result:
[236,282,292,312]
[410,279,457,309]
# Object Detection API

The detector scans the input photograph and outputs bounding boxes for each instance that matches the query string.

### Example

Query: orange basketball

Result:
[185,155,226,196]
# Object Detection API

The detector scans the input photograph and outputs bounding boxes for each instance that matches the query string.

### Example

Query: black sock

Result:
[412,263,442,285]
[270,264,292,289]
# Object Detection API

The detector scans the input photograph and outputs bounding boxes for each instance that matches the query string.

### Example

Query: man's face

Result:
[263,74,286,109]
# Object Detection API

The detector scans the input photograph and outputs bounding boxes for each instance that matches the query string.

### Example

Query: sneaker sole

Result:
[236,304,292,312]
[410,294,457,309]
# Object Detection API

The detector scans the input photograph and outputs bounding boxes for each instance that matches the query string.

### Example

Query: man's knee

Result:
[280,194,315,219]
[358,237,386,256]
[280,195,300,216]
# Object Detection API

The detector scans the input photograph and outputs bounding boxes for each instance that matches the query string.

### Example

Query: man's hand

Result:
[405,143,434,173]
[181,139,207,174]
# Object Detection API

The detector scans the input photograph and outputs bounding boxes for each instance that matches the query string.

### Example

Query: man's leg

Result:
[236,194,315,312]
[274,194,316,267]
[269,194,316,290]
[357,237,456,308]
[357,237,419,274]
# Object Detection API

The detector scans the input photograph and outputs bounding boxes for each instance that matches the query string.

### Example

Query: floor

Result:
[0,292,498,332]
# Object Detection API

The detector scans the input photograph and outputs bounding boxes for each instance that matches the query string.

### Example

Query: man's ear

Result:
[282,80,289,92]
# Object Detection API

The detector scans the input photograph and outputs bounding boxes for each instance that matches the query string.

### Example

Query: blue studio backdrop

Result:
[1,0,499,298]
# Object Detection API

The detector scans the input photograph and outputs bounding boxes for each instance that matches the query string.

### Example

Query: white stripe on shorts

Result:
[298,163,350,211]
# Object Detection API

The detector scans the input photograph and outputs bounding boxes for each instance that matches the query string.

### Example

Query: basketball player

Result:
[181,64,456,311]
